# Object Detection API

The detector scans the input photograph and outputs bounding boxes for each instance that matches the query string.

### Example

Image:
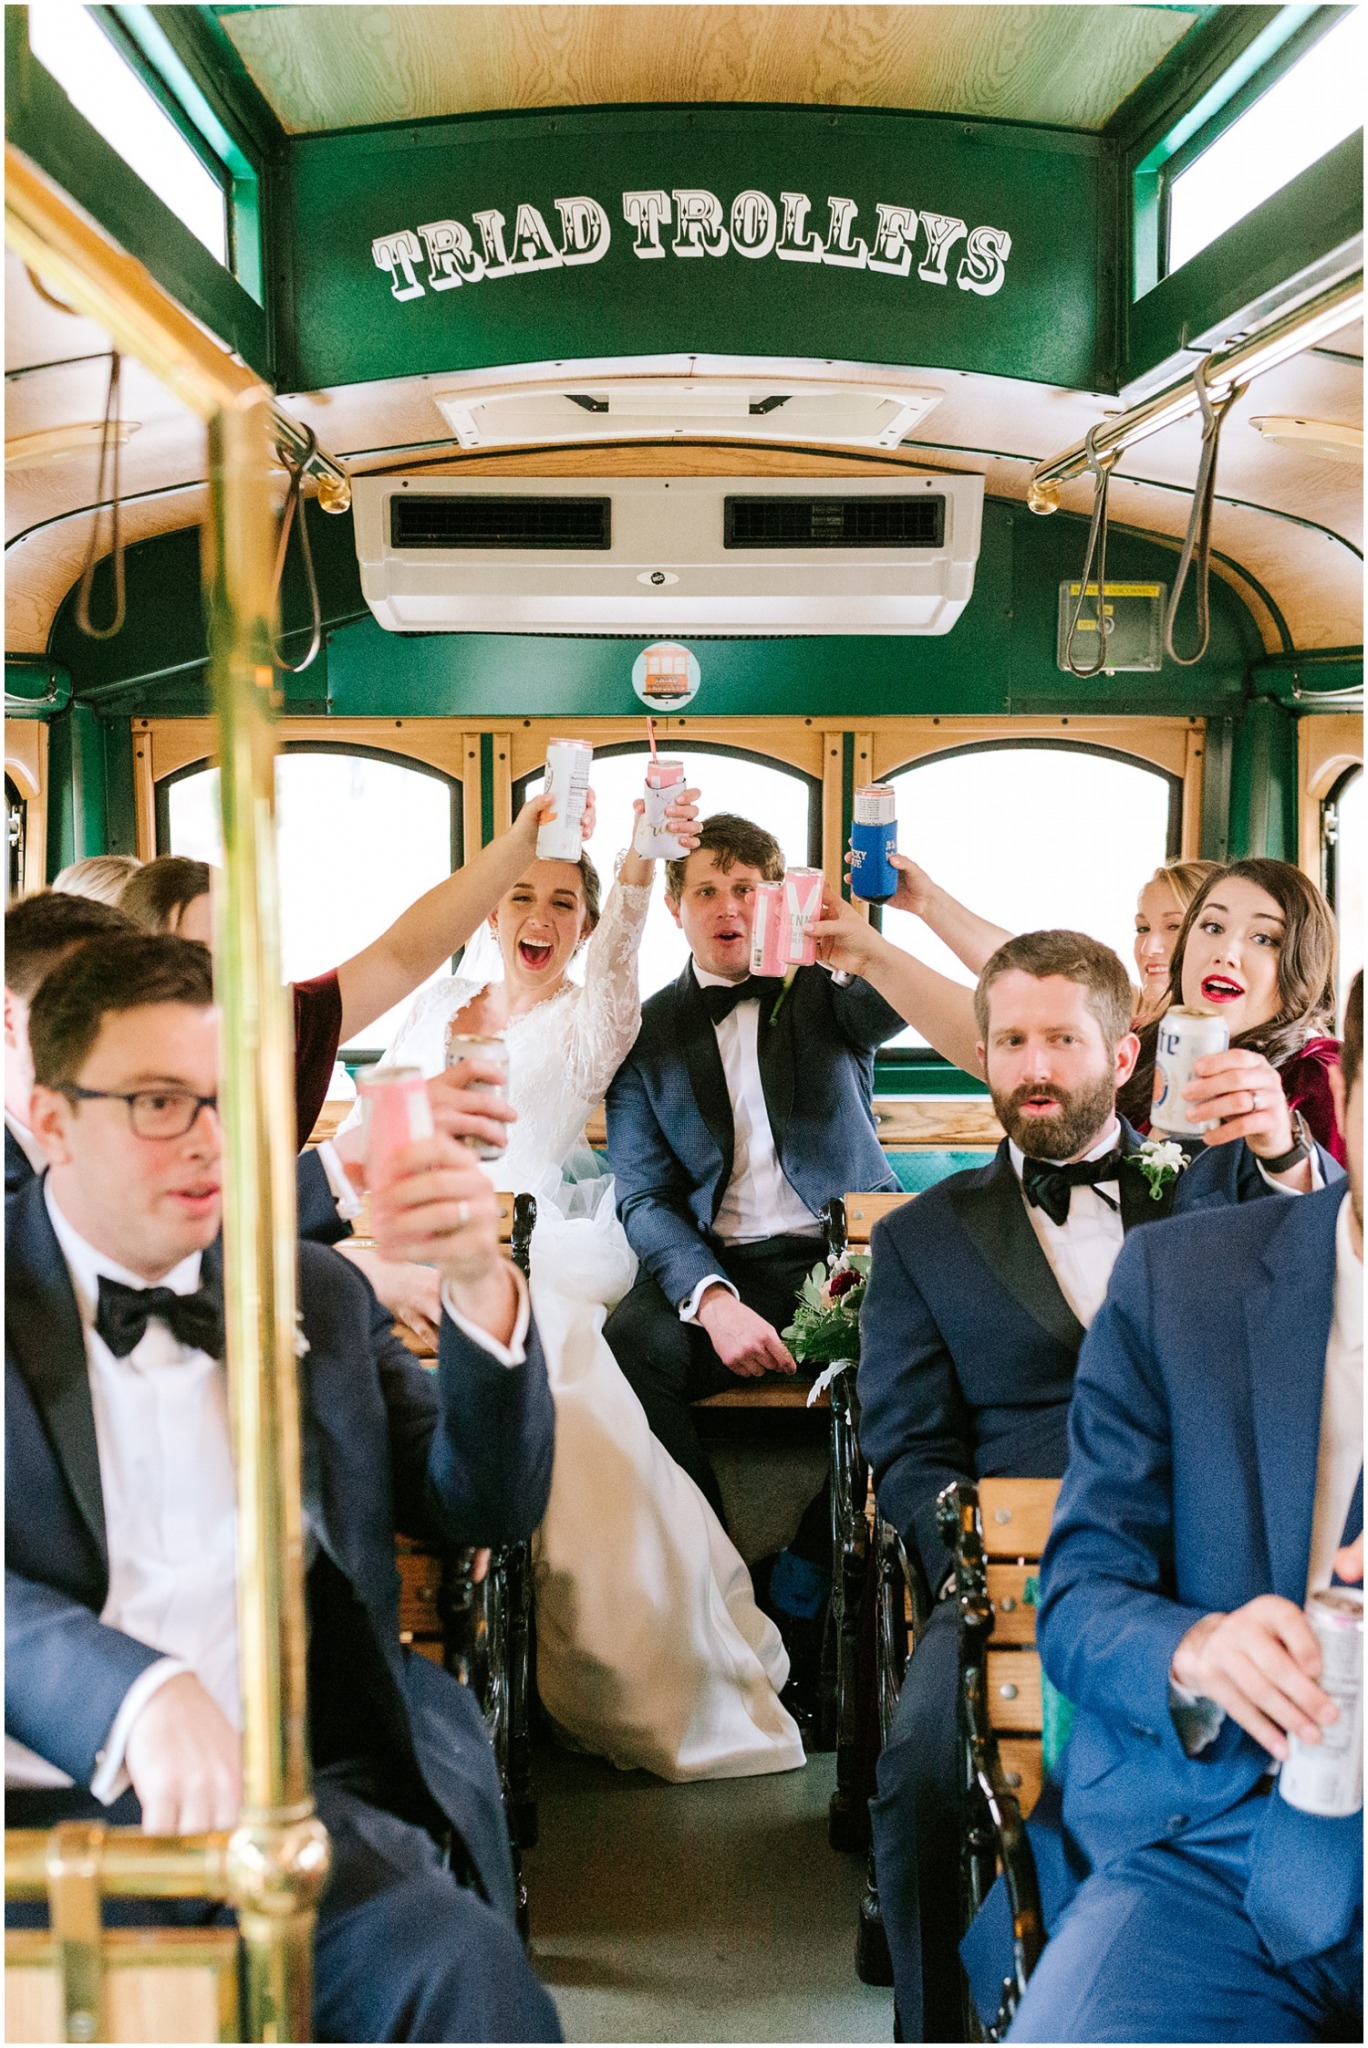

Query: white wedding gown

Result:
[372,880,805,1781]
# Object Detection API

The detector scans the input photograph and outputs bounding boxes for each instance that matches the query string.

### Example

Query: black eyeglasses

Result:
[61,1086,219,1140]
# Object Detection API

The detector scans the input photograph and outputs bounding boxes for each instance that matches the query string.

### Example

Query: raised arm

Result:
[885,856,1011,976]
[811,889,982,1074]
[332,793,578,1044]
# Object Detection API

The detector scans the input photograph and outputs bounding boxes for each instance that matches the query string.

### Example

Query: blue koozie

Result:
[850,784,898,901]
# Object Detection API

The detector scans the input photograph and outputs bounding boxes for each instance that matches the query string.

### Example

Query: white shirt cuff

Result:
[1256,1150,1325,1194]
[439,1265,530,1367]
[91,1658,188,1803]
[315,1140,364,1220]
[679,1274,737,1322]
[1167,1677,1227,1756]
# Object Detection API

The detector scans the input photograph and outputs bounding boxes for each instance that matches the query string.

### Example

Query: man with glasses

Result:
[5,934,562,2042]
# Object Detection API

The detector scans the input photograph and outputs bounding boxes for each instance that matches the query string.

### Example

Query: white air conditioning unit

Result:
[352,475,984,636]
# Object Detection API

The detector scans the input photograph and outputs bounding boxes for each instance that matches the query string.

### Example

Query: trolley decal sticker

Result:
[371,188,1012,304]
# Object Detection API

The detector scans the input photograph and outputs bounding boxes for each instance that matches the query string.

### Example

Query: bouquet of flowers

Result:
[782,1251,871,1366]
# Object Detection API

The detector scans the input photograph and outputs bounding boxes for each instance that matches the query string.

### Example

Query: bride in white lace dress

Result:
[365,797,803,1782]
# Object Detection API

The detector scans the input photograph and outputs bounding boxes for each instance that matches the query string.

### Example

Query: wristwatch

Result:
[1259,1107,1312,1175]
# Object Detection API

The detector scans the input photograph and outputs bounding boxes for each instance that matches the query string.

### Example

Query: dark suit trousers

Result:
[6,1772,562,2045]
[869,1597,964,2043]
[604,1233,823,1521]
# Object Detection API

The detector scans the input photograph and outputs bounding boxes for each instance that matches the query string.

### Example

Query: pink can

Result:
[750,882,787,975]
[641,757,689,861]
[359,1066,434,1188]
[782,867,824,967]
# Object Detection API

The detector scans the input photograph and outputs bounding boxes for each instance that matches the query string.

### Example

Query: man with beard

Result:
[856,928,1341,2041]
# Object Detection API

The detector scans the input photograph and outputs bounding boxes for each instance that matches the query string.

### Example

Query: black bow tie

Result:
[1021,1149,1125,1228]
[701,975,785,1025]
[95,1274,225,1361]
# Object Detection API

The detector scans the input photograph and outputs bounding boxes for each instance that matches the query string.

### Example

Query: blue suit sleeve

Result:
[830,973,909,1053]
[856,1212,976,1589]
[607,1048,723,1309]
[296,1147,353,1246]
[367,1269,556,1550]
[1036,1229,1213,1767]
[5,1570,164,1786]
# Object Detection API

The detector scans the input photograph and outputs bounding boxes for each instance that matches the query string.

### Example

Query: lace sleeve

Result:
[564,878,652,1104]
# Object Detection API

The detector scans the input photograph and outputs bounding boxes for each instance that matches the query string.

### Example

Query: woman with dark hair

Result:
[1149,856,1345,1162]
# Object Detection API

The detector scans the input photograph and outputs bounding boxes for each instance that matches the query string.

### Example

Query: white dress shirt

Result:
[1008,1119,1128,1329]
[6,1189,530,1799]
[680,965,821,1320]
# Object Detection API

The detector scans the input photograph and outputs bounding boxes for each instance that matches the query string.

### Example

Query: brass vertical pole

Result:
[207,393,329,2040]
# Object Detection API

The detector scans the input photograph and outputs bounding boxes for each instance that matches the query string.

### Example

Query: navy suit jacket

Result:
[1037,1182,1360,1917]
[4,1175,555,1919]
[4,1128,350,1247]
[857,1125,1342,1590]
[606,958,904,1309]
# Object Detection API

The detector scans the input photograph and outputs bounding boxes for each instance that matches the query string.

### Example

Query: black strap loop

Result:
[74,353,126,642]
[272,424,322,675]
[1163,354,1243,668]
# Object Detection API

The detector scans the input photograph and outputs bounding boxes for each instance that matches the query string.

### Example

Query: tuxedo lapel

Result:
[1244,1189,1341,1603]
[677,962,734,1194]
[5,1177,107,1567]
[949,1144,1086,1354]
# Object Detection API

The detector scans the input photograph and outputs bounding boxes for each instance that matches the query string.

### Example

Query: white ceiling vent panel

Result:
[432,377,942,451]
[353,474,984,636]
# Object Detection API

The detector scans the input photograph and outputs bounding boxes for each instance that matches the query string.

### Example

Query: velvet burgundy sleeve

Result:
[292,971,344,1147]
[1278,1037,1346,1166]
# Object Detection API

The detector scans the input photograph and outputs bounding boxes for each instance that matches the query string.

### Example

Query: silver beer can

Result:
[535,739,593,861]
[1279,1587,1364,1817]
[1150,1006,1229,1138]
[444,1029,509,1162]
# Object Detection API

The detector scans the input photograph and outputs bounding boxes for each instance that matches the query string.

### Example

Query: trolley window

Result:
[879,743,1179,1052]
[161,747,461,1055]
[1322,763,1363,1026]
[515,745,818,1000]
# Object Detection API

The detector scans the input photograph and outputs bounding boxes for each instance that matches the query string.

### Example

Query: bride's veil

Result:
[454,920,505,989]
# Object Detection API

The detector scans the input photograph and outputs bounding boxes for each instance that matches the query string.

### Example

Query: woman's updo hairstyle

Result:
[1142,856,1222,913]
[119,854,213,934]
[1167,857,1338,1064]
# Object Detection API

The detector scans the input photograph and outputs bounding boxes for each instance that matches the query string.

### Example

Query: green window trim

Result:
[1130,4,1350,300]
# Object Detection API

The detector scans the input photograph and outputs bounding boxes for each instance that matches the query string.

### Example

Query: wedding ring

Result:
[1250,1090,1261,1112]
[456,1199,470,1227]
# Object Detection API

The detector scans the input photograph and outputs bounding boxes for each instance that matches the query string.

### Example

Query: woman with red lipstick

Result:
[364,787,807,1784]
[1150,856,1345,1163]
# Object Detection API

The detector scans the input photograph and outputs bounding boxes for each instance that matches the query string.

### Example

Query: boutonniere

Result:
[294,1310,311,1360]
[1132,1137,1188,1203]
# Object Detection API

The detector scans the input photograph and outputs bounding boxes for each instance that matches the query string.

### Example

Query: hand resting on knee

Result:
[695,1286,795,1379]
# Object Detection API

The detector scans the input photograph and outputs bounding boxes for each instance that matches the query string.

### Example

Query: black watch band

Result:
[1259,1108,1312,1175]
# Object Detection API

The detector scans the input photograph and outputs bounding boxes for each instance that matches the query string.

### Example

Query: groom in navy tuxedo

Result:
[5,933,561,2043]
[857,928,1341,2040]
[1003,972,1363,2043]
[603,812,906,1527]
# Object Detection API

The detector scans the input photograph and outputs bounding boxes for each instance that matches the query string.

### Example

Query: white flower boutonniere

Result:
[1134,1137,1187,1203]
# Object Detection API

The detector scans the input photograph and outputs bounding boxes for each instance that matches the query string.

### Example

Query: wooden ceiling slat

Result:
[217,4,1200,135]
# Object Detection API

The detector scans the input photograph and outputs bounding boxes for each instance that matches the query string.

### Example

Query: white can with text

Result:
[1279,1587,1363,1817]
[750,882,787,975]
[1150,1007,1229,1137]
[444,1029,510,1162]
[782,867,824,968]
[641,757,688,861]
[536,739,593,861]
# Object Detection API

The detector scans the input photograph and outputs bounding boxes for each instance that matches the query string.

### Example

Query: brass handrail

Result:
[5,144,350,511]
[5,1828,233,1902]
[1028,268,1364,513]
[6,141,329,2039]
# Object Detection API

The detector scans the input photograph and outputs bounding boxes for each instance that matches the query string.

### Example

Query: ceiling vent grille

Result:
[724,494,945,549]
[391,494,612,550]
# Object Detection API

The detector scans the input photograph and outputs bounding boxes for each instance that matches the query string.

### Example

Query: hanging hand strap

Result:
[272,424,322,675]
[75,353,126,641]
[1062,424,1118,680]
[1163,353,1243,668]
